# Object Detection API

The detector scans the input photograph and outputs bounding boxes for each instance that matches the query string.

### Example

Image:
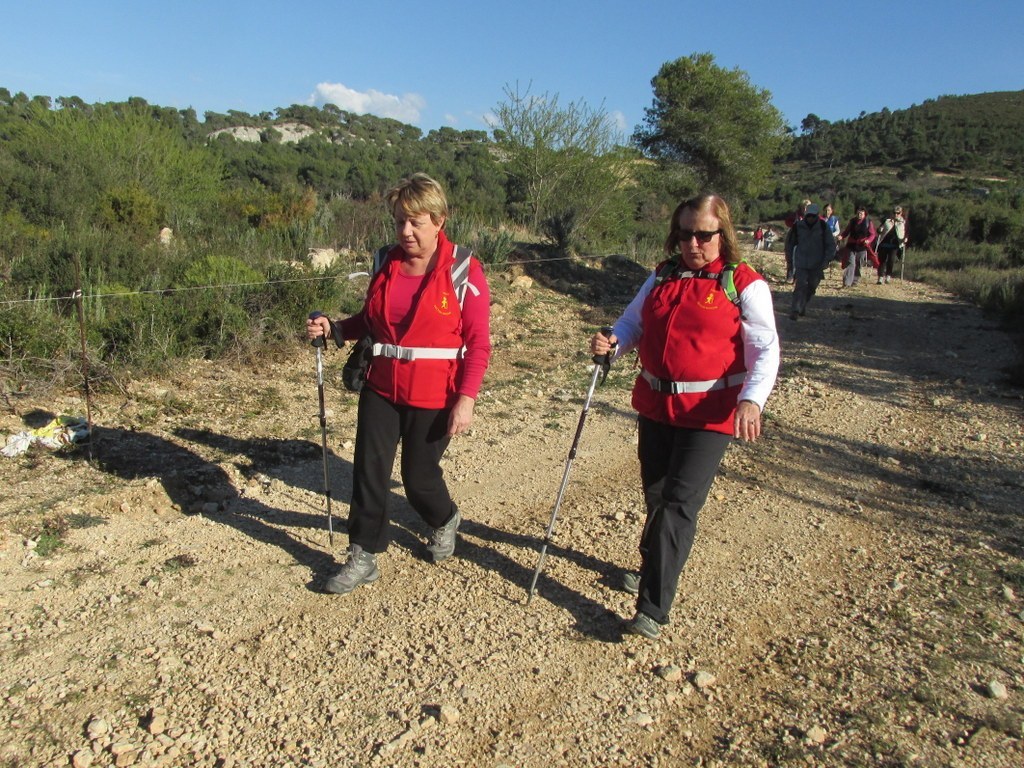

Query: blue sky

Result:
[3,0,1021,136]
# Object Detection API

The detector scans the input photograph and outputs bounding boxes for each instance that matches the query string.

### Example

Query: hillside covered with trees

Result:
[790,91,1024,176]
[2,76,1023,387]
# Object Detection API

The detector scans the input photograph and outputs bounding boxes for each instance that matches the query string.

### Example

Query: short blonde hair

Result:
[665,194,741,264]
[385,173,448,225]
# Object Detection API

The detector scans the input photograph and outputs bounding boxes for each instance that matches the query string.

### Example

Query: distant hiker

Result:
[823,204,841,242]
[306,173,491,595]
[784,203,837,320]
[784,199,811,230]
[763,226,776,251]
[589,194,780,640]
[753,226,764,250]
[839,207,877,287]
[875,206,908,284]
[784,199,812,282]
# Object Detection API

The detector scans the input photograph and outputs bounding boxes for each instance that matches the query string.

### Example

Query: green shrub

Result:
[466,226,516,267]
[540,210,581,256]
[99,183,163,241]
[172,255,263,356]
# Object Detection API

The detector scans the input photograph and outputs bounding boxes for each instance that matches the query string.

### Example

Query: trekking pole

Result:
[526,327,616,605]
[308,311,334,547]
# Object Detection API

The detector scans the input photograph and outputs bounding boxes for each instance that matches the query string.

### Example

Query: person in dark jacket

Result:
[784,203,837,319]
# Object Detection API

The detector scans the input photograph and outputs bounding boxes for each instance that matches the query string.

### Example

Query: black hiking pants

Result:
[348,387,456,554]
[878,245,900,278]
[635,416,731,624]
[791,267,824,316]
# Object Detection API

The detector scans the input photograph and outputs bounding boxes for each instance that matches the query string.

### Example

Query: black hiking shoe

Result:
[626,611,661,640]
[325,545,380,594]
[622,571,640,596]
[427,508,461,563]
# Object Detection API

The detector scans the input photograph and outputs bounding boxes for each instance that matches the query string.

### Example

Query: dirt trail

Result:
[1,247,1022,767]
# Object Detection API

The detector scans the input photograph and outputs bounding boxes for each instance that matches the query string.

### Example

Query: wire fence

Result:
[0,251,615,308]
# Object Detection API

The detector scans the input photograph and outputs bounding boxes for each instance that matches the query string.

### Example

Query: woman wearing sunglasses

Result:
[590,194,780,639]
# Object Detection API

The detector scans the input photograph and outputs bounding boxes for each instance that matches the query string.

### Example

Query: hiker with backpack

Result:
[874,206,908,284]
[589,194,780,640]
[824,204,841,242]
[783,199,812,282]
[305,173,491,594]
[839,207,878,287]
[783,203,837,320]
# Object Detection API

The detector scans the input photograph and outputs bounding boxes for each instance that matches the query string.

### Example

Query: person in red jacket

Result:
[839,207,877,287]
[590,194,780,639]
[307,174,491,594]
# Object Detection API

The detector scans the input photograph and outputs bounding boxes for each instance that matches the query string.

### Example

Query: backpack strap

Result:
[654,259,743,305]
[371,245,390,275]
[372,244,477,308]
[719,261,742,306]
[451,244,478,308]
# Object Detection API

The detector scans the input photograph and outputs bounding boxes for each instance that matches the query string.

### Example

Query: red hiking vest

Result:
[363,236,467,409]
[631,258,762,434]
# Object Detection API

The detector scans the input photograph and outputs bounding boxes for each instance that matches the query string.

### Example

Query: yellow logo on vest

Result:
[698,287,721,310]
[434,292,453,316]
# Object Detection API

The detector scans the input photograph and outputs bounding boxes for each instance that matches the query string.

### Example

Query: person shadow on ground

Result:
[25,409,628,636]
[41,419,338,588]
[175,426,627,639]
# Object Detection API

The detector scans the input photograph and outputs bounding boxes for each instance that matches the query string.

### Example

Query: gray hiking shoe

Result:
[325,545,380,594]
[626,611,661,640]
[427,508,461,563]
[622,571,640,596]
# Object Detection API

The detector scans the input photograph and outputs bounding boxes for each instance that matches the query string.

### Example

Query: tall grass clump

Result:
[909,244,1024,384]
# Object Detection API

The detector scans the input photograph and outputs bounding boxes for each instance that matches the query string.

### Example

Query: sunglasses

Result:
[678,229,722,243]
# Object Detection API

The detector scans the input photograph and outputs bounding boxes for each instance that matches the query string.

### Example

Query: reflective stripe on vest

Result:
[371,343,465,361]
[640,368,746,395]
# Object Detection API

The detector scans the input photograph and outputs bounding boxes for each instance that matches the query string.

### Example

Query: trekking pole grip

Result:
[308,311,327,349]
[593,325,616,366]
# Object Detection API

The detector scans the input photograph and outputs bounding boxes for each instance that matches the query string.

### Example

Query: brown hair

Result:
[385,173,448,225]
[664,194,741,264]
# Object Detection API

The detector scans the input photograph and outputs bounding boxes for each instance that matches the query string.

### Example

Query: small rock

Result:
[656,664,683,683]
[1002,585,1016,602]
[805,725,827,744]
[438,704,460,724]
[693,671,717,689]
[109,741,136,757]
[87,717,110,741]
[511,275,534,290]
[71,749,94,768]
[147,715,167,736]
[627,712,654,727]
[986,680,1009,700]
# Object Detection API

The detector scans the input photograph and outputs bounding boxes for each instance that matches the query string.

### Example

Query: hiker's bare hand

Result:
[590,331,617,356]
[448,395,475,436]
[307,316,331,340]
[734,400,762,442]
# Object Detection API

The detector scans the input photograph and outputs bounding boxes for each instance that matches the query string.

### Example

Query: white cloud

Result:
[309,82,425,123]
